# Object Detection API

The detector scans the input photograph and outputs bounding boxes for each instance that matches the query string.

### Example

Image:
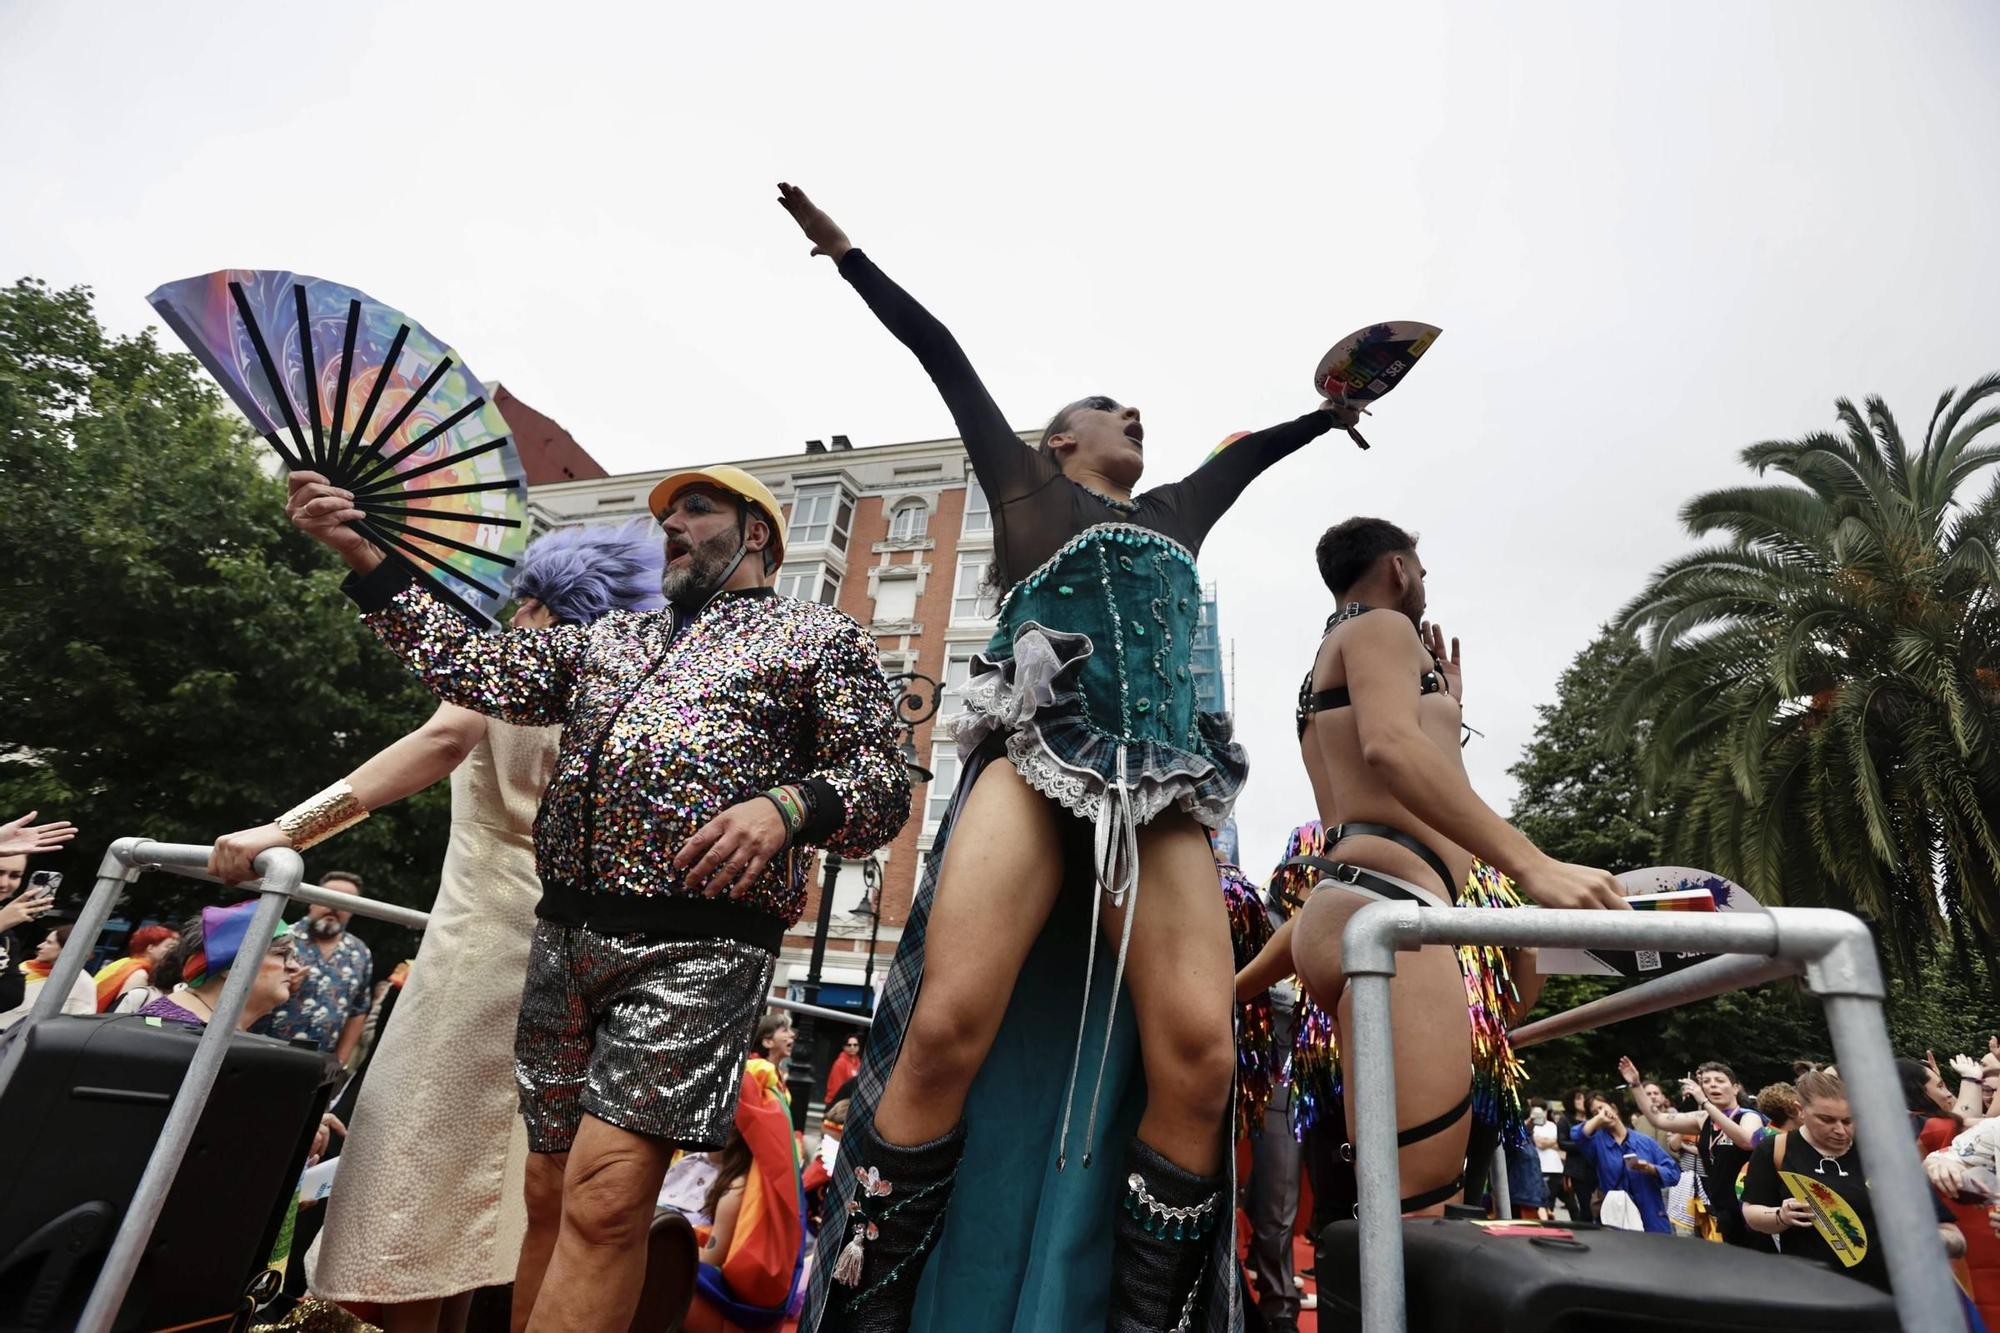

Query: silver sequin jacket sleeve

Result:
[347,564,587,726]
[806,618,914,857]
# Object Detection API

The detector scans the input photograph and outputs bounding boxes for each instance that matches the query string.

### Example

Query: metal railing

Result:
[6,839,448,1333]
[4,836,871,1333]
[1341,901,1959,1333]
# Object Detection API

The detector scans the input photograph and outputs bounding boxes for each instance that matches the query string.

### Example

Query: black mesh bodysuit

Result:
[838,250,1338,588]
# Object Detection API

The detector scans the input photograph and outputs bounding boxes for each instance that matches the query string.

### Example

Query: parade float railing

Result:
[1341,900,1958,1333]
[3,837,872,1333]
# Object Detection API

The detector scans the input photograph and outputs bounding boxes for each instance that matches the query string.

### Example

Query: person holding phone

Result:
[0,855,62,1015]
[1570,1091,1680,1233]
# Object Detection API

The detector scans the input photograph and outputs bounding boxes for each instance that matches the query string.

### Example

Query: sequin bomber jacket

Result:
[345,562,911,952]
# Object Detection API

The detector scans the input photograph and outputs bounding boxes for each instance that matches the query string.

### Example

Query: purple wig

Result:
[510,520,665,625]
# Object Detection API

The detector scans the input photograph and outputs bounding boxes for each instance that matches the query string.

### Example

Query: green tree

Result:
[1509,624,1661,875]
[1618,380,2000,952]
[0,277,444,960]
[1506,626,1664,1095]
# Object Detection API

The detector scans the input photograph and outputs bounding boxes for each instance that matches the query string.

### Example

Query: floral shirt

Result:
[266,931,372,1053]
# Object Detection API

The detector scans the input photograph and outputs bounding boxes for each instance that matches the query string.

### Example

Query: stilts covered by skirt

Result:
[804,525,1247,1333]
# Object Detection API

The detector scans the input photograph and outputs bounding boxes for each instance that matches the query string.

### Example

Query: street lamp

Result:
[787,670,941,1129]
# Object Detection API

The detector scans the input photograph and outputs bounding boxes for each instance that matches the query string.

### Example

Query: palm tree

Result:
[1618,377,2000,952]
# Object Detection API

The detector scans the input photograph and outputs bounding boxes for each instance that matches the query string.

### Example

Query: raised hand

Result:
[285,471,380,573]
[776,183,853,263]
[1616,1056,1641,1087]
[1950,1053,1983,1082]
[1422,621,1463,701]
[0,882,57,932]
[0,811,75,858]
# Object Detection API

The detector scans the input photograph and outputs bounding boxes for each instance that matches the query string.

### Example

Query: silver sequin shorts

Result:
[514,921,777,1154]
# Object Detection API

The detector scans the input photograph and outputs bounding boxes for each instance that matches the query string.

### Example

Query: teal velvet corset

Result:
[958,524,1245,831]
[989,525,1206,750]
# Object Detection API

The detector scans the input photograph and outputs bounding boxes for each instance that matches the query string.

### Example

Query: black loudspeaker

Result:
[1318,1218,1902,1332]
[0,1015,331,1331]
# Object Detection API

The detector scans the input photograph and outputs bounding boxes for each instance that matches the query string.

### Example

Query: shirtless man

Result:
[1242,517,1626,1212]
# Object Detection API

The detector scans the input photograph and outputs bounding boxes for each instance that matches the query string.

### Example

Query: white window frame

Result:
[887,499,930,542]
[960,477,992,537]
[775,562,841,606]
[951,551,998,623]
[940,649,978,720]
[923,741,960,833]
[790,483,854,552]
[870,568,920,624]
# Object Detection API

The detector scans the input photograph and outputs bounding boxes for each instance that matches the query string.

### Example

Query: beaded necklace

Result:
[1072,478,1139,514]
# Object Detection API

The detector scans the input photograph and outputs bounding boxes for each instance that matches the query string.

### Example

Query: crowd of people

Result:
[2,179,1997,1333]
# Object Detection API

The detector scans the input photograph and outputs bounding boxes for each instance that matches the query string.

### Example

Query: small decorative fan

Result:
[148,270,528,626]
[1312,321,1443,450]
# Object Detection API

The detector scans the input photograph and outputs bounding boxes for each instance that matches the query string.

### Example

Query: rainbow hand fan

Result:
[1312,321,1443,450]
[1538,867,1763,978]
[148,270,527,626]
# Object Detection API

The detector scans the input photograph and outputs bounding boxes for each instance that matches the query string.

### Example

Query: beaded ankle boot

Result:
[1109,1138,1225,1333]
[824,1119,966,1333]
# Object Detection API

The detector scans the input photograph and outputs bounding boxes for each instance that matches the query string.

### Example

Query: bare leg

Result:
[1292,887,1473,1213]
[438,1291,473,1333]
[377,1300,440,1333]
[1104,813,1236,1175]
[523,1118,674,1333]
[873,758,1066,1146]
[512,1149,566,1333]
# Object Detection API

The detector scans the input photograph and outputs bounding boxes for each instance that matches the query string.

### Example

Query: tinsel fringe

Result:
[1278,858,1531,1146]
[1221,861,1277,1140]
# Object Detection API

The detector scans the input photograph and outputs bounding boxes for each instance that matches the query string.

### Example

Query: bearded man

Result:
[284,464,911,1333]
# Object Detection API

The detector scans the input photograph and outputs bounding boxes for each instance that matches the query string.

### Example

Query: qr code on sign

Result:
[1636,951,1662,972]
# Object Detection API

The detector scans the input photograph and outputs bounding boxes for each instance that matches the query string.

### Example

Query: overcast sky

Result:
[7,2,1998,878]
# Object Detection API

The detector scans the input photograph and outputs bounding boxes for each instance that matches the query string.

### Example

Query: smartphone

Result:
[25,870,60,897]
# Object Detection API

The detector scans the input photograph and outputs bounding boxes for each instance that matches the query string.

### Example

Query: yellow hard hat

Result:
[648,465,789,564]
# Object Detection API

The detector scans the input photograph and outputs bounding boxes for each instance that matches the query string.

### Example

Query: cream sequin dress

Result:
[307,718,559,1303]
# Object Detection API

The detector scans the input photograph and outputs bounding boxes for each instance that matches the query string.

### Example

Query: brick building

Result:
[528,428,1233,1014]
[526,430,1006,1007]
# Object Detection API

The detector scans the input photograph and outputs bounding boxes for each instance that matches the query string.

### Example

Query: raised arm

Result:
[1337,612,1626,909]
[287,471,591,724]
[1146,404,1351,546]
[777,184,1055,506]
[208,702,488,882]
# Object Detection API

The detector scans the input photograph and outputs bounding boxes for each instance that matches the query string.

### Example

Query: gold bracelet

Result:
[275,781,369,851]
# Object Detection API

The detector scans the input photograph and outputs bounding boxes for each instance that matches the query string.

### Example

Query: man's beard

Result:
[308,915,344,939]
[661,528,743,606]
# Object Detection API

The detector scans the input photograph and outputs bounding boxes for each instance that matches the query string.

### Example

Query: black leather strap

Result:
[1397,1091,1473,1147]
[1331,823,1453,893]
[1285,848,1458,907]
[1400,1175,1466,1213]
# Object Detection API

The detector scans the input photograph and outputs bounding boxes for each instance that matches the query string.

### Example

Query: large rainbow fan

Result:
[148,270,528,626]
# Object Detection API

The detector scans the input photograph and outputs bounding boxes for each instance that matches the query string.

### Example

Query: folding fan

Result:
[148,270,528,626]
[1312,321,1443,450]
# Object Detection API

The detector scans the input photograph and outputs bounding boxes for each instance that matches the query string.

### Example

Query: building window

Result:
[776,563,841,605]
[872,572,919,624]
[791,484,854,551]
[961,477,991,536]
[888,499,929,541]
[924,742,960,832]
[952,552,997,622]
[940,650,977,718]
